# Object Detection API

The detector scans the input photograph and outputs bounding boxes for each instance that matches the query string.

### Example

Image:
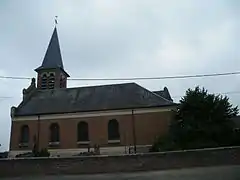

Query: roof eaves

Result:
[14,104,177,117]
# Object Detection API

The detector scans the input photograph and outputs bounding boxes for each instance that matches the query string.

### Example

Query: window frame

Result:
[48,73,55,89]
[41,73,48,89]
[49,123,60,147]
[77,121,89,143]
[19,125,30,148]
[108,119,120,144]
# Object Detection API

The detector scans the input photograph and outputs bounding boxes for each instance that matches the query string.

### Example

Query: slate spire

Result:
[35,27,65,71]
[35,26,69,90]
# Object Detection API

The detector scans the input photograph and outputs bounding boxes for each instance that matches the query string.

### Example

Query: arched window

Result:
[49,123,60,142]
[41,74,47,89]
[20,125,29,143]
[77,122,89,142]
[48,73,55,89]
[108,119,120,140]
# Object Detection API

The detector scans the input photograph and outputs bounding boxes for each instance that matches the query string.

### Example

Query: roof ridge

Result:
[17,90,37,109]
[36,82,136,92]
[152,91,174,103]
[134,83,174,103]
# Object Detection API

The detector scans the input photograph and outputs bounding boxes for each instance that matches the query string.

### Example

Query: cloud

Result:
[0,0,239,151]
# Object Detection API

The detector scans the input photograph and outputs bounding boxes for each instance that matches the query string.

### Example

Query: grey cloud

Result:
[0,0,239,150]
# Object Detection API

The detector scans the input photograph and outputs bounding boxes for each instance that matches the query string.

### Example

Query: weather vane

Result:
[55,16,58,25]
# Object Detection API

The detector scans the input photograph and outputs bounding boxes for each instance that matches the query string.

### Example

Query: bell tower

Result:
[35,26,70,89]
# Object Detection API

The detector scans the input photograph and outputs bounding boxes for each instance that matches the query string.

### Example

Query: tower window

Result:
[48,73,55,89]
[41,74,47,89]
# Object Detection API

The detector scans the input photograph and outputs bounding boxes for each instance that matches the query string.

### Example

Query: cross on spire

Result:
[55,16,58,26]
[35,22,69,78]
[35,22,70,89]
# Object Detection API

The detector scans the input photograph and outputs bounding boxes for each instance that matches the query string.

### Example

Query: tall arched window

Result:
[20,125,29,143]
[49,123,60,142]
[108,119,120,140]
[77,122,89,142]
[48,73,55,89]
[41,74,47,89]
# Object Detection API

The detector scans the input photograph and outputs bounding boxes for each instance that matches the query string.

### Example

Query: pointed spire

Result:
[35,27,64,71]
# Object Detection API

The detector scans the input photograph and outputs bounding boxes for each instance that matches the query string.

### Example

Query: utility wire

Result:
[0,71,240,81]
[70,71,240,81]
[0,76,30,80]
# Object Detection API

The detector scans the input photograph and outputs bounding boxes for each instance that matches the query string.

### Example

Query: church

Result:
[9,27,176,157]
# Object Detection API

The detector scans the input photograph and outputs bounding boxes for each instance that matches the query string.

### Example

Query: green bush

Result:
[149,136,177,152]
[33,148,50,157]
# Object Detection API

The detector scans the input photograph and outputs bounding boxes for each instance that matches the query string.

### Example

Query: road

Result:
[3,165,240,180]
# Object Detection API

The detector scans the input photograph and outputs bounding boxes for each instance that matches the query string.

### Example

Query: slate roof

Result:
[15,83,175,116]
[35,27,65,72]
[153,87,173,102]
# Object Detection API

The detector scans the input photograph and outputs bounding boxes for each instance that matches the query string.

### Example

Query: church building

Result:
[9,27,176,157]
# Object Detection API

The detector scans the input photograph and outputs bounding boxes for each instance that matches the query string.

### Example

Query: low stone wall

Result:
[0,146,240,177]
[8,145,151,158]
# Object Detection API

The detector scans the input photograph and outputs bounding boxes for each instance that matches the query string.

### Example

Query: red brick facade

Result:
[10,109,174,152]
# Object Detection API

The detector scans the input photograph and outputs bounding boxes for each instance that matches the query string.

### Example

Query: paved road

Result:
[3,165,240,180]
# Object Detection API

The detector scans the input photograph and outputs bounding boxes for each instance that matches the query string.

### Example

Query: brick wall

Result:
[10,110,172,151]
[1,146,240,178]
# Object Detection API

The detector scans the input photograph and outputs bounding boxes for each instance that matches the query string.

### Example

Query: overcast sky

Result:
[0,0,239,151]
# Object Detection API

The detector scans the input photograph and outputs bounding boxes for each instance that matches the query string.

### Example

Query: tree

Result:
[151,86,239,151]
